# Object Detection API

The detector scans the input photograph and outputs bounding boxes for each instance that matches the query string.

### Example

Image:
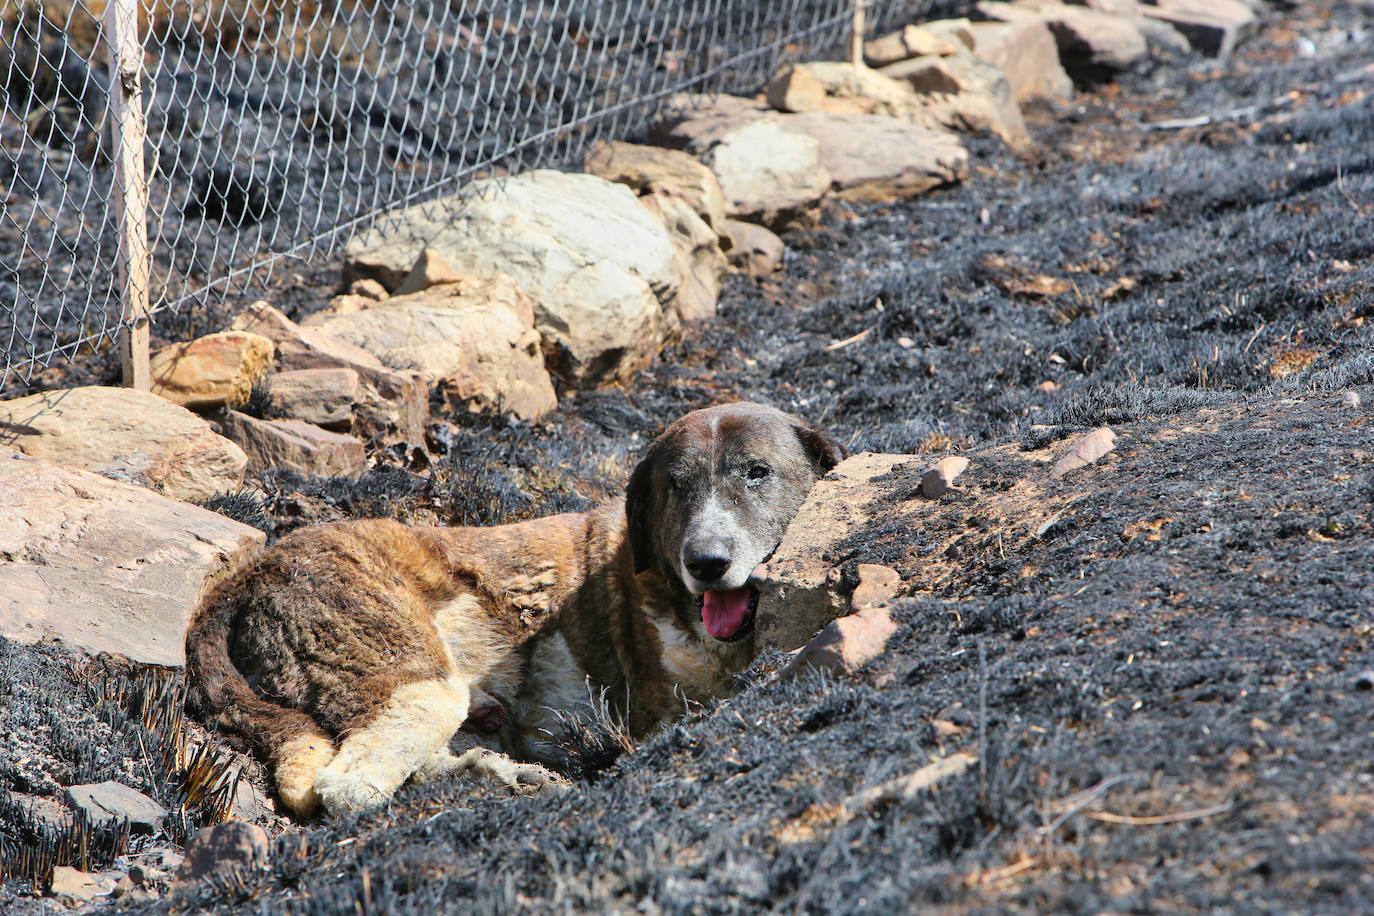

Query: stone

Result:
[0,386,248,503]
[654,93,773,151]
[922,17,977,50]
[1052,426,1117,477]
[1142,0,1258,59]
[976,2,1148,85]
[266,368,360,428]
[864,24,962,67]
[230,301,428,445]
[700,118,832,228]
[777,112,969,202]
[780,606,899,679]
[180,822,270,880]
[49,865,115,902]
[149,330,275,410]
[722,219,784,275]
[638,192,727,323]
[348,278,389,301]
[1342,390,1361,410]
[394,247,465,296]
[756,452,922,651]
[318,293,374,317]
[1066,0,1140,13]
[969,20,1075,103]
[216,411,368,478]
[880,56,965,95]
[1354,670,1374,691]
[232,780,273,822]
[851,564,902,610]
[302,275,557,421]
[0,447,265,665]
[584,140,729,235]
[765,65,829,112]
[344,170,681,386]
[66,782,167,833]
[920,455,971,498]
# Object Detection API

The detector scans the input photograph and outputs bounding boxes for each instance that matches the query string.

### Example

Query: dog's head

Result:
[625,402,847,642]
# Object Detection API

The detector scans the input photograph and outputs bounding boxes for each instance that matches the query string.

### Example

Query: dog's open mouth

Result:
[697,586,758,642]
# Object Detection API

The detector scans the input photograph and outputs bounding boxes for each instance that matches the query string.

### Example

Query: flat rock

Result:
[865,24,962,66]
[1052,426,1117,477]
[756,452,923,651]
[765,65,829,112]
[654,93,773,149]
[180,822,270,880]
[851,564,903,610]
[303,275,557,421]
[977,1,1148,85]
[66,781,167,833]
[700,118,832,228]
[50,865,117,902]
[216,411,368,478]
[1143,0,1257,58]
[231,301,428,445]
[347,278,389,301]
[150,330,275,410]
[584,140,729,234]
[782,112,969,202]
[722,219,784,275]
[0,448,264,664]
[969,20,1074,103]
[345,170,681,386]
[920,455,971,498]
[780,606,899,680]
[0,386,248,502]
[638,192,727,323]
[266,367,360,428]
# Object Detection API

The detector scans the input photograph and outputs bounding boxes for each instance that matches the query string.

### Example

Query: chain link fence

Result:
[2,0,963,393]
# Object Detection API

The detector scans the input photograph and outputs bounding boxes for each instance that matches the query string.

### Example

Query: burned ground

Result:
[3,1,1374,912]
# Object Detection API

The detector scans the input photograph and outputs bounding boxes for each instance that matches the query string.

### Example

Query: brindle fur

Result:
[185,402,845,816]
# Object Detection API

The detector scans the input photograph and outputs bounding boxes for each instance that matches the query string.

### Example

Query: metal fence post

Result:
[105,0,151,390]
[850,0,868,68]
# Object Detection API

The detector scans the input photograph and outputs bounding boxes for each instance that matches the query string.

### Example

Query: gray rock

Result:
[969,20,1075,103]
[266,368,360,428]
[781,112,969,202]
[1143,0,1258,59]
[180,822,270,881]
[66,782,167,833]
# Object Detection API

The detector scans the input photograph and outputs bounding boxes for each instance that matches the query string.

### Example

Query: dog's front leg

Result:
[413,732,567,795]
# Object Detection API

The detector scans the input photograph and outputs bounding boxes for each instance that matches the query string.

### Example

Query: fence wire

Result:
[1,0,963,392]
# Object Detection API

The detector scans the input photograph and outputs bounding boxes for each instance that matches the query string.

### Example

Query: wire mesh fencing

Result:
[1,0,964,393]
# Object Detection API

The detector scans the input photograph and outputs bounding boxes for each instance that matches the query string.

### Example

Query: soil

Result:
[3,1,1374,912]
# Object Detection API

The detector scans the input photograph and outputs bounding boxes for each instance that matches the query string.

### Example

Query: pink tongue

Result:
[701,588,752,638]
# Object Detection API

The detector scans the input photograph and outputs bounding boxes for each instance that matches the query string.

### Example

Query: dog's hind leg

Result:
[312,676,470,815]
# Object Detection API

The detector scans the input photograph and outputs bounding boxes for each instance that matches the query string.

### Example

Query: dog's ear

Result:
[793,422,848,476]
[624,447,658,574]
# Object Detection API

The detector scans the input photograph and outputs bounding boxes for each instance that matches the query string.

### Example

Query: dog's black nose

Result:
[685,550,730,583]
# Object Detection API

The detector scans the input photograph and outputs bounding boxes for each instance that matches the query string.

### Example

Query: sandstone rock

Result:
[780,606,899,679]
[50,865,116,903]
[969,20,1075,103]
[765,65,829,112]
[778,112,969,202]
[700,118,832,228]
[318,293,375,317]
[922,18,977,50]
[722,219,784,275]
[920,455,971,498]
[584,140,729,234]
[880,55,965,94]
[266,368,359,428]
[1066,0,1140,13]
[655,93,773,150]
[303,276,557,421]
[0,386,247,502]
[216,411,368,477]
[0,448,265,665]
[977,2,1148,84]
[231,301,428,445]
[149,330,275,410]
[638,192,727,323]
[348,278,389,301]
[756,452,922,651]
[394,247,465,296]
[1052,426,1117,477]
[66,782,167,833]
[180,822,270,880]
[864,24,962,67]
[1143,0,1257,58]
[344,170,681,386]
[851,564,902,610]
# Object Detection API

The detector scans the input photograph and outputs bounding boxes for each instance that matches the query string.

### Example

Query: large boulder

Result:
[969,20,1074,103]
[215,411,368,478]
[975,1,1148,85]
[230,301,429,445]
[302,275,558,421]
[0,386,247,502]
[777,112,968,202]
[149,330,275,410]
[636,192,728,323]
[344,170,682,385]
[584,140,729,236]
[0,447,265,665]
[699,119,832,227]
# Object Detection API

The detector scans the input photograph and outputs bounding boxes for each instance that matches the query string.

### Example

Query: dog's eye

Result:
[747,465,770,481]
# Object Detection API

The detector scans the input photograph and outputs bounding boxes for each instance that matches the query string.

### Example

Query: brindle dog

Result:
[185,402,845,817]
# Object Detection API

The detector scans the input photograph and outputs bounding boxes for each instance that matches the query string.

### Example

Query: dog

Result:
[185,402,846,817]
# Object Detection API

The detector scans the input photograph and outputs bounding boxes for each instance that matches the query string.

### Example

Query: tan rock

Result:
[394,247,465,296]
[864,24,962,67]
[302,275,557,421]
[922,17,977,50]
[969,20,1074,103]
[722,219,784,275]
[1052,426,1117,477]
[0,447,265,665]
[782,112,970,202]
[266,368,360,428]
[150,330,275,410]
[701,118,832,228]
[880,55,965,94]
[765,65,828,113]
[976,2,1147,83]
[780,606,899,679]
[852,564,902,610]
[638,192,727,323]
[920,455,970,498]
[231,301,429,445]
[584,140,729,234]
[319,293,375,317]
[50,866,112,903]
[348,278,389,301]
[216,411,368,478]
[0,386,247,502]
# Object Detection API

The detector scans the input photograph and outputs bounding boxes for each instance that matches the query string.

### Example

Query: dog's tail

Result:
[185,574,337,817]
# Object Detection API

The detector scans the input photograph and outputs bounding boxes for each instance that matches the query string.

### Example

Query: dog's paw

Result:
[313,772,389,816]
[464,749,567,795]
